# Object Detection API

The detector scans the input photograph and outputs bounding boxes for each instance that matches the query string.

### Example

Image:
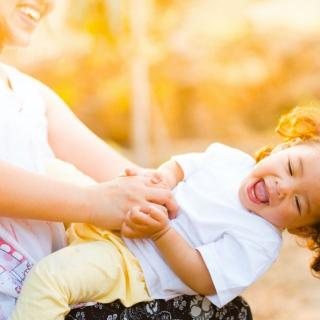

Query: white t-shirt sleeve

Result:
[171,143,225,179]
[197,233,280,307]
[171,152,204,179]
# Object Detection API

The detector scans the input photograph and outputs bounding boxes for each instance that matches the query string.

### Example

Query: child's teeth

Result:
[19,6,41,22]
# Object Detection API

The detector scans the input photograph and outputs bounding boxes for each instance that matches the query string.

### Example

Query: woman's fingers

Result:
[145,188,178,219]
[112,175,178,220]
[124,168,163,185]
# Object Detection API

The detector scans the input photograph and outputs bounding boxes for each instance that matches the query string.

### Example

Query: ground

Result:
[243,232,320,320]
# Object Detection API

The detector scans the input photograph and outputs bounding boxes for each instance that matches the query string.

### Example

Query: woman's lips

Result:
[247,179,269,205]
[17,4,42,29]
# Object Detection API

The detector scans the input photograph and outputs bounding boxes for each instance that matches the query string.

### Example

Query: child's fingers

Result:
[150,172,162,184]
[147,203,168,218]
[121,222,144,238]
[127,207,158,229]
[143,205,168,223]
[124,167,138,176]
[129,207,153,225]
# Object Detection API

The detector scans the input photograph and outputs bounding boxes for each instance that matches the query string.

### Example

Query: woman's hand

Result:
[124,168,172,189]
[125,160,183,192]
[121,205,171,240]
[85,175,177,229]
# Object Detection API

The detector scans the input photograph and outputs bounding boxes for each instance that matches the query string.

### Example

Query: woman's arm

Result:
[0,75,177,225]
[0,159,176,228]
[0,159,90,223]
[122,206,216,295]
[34,78,138,182]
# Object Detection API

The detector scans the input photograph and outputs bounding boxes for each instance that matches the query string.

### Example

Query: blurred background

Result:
[2,0,320,318]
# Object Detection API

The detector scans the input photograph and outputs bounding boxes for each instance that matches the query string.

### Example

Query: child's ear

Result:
[287,225,314,236]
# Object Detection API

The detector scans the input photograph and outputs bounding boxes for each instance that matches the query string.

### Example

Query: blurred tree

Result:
[11,0,320,161]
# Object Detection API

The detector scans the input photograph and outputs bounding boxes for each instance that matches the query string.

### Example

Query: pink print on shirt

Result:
[0,239,33,295]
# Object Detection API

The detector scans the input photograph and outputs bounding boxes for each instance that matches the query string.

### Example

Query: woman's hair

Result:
[254,106,320,277]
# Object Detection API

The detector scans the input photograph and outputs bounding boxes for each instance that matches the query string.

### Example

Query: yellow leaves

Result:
[14,0,320,154]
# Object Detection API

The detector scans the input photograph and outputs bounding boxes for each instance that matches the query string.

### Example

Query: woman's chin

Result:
[5,35,32,48]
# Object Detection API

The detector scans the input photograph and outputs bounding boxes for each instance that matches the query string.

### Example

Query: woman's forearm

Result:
[0,160,178,229]
[0,160,90,223]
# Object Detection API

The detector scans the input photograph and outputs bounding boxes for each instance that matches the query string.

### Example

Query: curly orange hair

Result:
[255,106,320,277]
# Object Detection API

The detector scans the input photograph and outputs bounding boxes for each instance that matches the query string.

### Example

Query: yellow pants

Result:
[11,160,151,320]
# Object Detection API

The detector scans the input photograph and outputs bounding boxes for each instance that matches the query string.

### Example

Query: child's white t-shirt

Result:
[125,143,282,307]
[0,64,66,317]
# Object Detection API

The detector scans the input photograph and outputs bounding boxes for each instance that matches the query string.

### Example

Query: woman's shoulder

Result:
[0,62,23,77]
[0,62,40,88]
[0,62,49,116]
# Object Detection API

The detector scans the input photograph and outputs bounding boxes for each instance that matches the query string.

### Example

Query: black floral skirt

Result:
[66,295,252,320]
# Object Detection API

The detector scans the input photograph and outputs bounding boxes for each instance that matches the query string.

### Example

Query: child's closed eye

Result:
[288,158,293,176]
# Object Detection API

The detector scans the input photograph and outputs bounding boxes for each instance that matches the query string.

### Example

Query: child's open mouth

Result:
[247,179,269,204]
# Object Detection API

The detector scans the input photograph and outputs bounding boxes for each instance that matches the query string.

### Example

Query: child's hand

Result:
[85,175,177,229]
[121,205,170,241]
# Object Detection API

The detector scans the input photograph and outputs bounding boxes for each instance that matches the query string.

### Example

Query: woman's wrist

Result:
[50,182,93,225]
[81,183,121,229]
[77,185,97,224]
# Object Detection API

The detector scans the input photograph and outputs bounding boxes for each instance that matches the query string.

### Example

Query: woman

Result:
[0,1,252,319]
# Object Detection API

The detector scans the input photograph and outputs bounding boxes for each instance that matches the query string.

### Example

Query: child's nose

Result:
[277,179,294,199]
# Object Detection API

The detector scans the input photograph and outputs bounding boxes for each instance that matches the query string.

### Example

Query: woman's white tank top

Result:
[0,63,66,318]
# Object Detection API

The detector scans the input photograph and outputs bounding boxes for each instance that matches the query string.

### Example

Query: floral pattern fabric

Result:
[66,296,252,320]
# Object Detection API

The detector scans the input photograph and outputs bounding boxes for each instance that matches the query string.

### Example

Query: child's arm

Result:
[122,206,216,296]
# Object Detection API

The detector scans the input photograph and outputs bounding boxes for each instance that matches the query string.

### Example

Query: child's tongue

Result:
[254,179,269,203]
